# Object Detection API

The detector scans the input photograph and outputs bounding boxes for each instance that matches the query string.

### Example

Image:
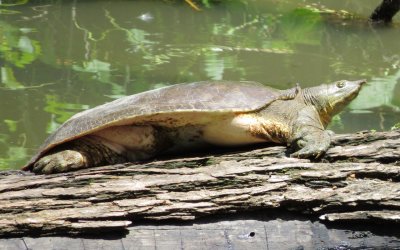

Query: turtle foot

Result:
[33,150,87,174]
[290,147,326,159]
[289,132,330,159]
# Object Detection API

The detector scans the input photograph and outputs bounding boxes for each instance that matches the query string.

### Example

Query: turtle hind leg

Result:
[32,136,127,174]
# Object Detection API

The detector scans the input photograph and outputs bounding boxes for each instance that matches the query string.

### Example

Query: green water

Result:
[0,0,399,170]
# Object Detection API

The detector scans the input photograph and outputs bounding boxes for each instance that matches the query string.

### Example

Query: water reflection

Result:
[0,0,399,170]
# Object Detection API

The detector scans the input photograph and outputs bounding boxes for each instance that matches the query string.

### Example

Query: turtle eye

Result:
[336,81,346,88]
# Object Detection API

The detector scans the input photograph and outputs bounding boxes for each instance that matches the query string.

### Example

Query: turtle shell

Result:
[24,80,298,169]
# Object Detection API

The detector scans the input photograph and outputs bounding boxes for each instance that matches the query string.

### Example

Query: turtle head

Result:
[303,79,366,126]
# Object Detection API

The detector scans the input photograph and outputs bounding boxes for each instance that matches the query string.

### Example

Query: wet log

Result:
[370,0,400,23]
[0,130,399,237]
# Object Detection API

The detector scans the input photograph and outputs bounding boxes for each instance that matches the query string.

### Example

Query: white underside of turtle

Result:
[93,113,267,158]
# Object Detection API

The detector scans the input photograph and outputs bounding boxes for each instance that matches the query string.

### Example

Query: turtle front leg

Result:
[32,136,126,174]
[289,128,331,158]
[289,107,332,159]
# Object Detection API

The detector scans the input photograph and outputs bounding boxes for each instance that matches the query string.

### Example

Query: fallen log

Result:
[2,214,400,249]
[0,130,399,237]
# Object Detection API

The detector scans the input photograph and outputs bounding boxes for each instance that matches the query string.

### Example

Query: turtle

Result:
[23,79,366,174]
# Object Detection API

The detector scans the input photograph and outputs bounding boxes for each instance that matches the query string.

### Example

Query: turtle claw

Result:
[33,150,86,174]
[290,140,327,159]
[290,148,325,159]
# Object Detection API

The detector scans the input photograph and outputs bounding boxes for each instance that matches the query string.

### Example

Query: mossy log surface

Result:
[0,130,399,237]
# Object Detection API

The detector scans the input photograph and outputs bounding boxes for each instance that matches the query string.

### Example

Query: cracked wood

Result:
[0,130,399,236]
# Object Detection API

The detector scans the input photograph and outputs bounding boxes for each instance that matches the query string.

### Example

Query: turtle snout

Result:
[355,79,367,86]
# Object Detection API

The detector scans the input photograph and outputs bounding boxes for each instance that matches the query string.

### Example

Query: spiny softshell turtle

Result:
[23,80,366,174]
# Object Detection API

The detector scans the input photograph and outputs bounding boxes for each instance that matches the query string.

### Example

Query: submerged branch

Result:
[370,0,400,23]
[184,0,201,11]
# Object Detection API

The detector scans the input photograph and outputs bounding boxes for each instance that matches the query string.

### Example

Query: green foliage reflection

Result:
[0,0,28,7]
[0,66,24,90]
[0,119,27,170]
[44,95,89,133]
[73,59,112,83]
[0,22,41,68]
[350,69,400,111]
[280,8,323,45]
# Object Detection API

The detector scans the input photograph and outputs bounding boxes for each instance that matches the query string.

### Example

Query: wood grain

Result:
[0,130,399,237]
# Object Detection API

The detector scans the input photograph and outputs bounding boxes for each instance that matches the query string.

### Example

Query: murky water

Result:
[0,0,399,170]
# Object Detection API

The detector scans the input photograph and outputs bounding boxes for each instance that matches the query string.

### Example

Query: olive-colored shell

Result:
[24,81,298,169]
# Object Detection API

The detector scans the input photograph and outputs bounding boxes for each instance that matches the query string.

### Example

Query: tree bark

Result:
[0,130,399,237]
[370,0,400,23]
